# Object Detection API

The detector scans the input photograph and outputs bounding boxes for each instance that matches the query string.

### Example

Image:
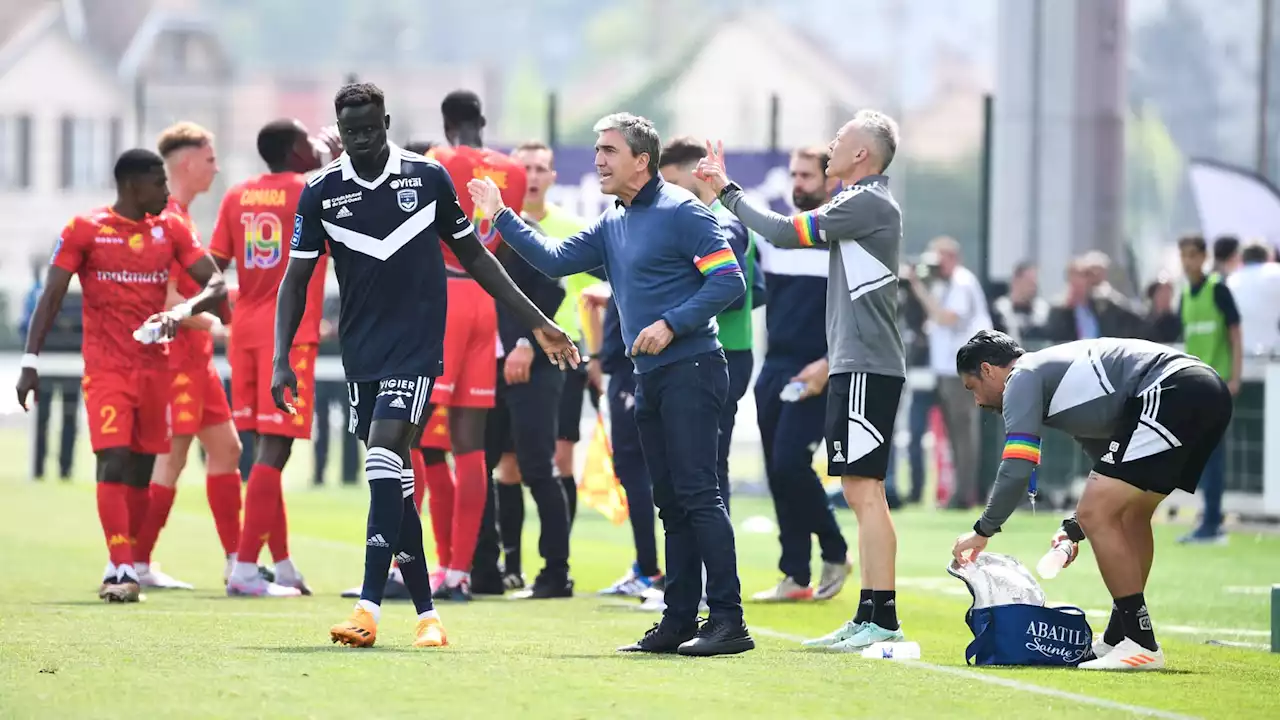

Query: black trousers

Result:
[755,361,848,585]
[608,366,659,577]
[32,378,80,480]
[313,380,361,485]
[635,350,742,625]
[477,358,570,577]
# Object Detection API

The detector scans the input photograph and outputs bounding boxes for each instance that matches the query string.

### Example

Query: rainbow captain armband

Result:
[1001,433,1041,464]
[791,211,820,247]
[1004,433,1042,511]
[694,248,740,276]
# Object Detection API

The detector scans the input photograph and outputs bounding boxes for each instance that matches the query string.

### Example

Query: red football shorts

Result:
[419,404,452,451]
[83,367,172,455]
[431,277,497,408]
[171,359,233,437]
[229,343,318,439]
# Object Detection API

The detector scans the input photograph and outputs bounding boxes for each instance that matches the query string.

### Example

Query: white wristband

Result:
[172,302,194,320]
[20,353,38,370]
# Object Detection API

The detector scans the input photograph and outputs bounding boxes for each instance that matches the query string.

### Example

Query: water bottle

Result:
[132,319,170,345]
[1036,539,1074,580]
[860,641,921,660]
[779,381,808,403]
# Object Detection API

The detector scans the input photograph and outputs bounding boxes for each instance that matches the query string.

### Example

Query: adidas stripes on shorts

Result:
[346,375,436,443]
[824,371,904,480]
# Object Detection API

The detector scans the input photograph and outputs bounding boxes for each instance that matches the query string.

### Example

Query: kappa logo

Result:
[397,188,418,212]
[390,177,423,190]
[335,205,353,219]
[95,235,124,244]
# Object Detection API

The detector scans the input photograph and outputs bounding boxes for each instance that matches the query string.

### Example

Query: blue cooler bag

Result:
[964,604,1093,667]
[946,553,1092,667]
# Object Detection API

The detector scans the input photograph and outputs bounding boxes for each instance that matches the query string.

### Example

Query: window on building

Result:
[0,115,32,189]
[60,116,120,190]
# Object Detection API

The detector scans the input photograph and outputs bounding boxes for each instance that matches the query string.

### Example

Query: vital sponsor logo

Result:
[390,177,422,189]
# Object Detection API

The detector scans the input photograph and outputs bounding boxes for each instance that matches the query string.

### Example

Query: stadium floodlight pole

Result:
[547,91,558,148]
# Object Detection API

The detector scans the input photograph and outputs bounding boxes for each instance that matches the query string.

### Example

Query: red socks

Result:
[206,472,243,557]
[268,491,289,563]
[236,465,282,566]
[451,451,488,573]
[411,449,427,515]
[133,484,177,564]
[97,483,133,567]
[422,453,456,568]
[125,485,150,548]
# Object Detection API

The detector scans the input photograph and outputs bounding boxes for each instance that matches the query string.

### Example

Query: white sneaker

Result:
[1078,638,1164,670]
[751,577,814,602]
[637,588,666,612]
[1092,636,1114,660]
[814,557,854,601]
[226,575,302,598]
[137,563,194,590]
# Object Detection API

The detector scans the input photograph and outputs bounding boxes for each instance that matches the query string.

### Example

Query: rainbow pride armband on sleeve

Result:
[1002,433,1041,464]
[694,248,740,276]
[791,212,820,247]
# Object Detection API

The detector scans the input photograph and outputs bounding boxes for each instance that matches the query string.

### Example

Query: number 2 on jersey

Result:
[241,212,284,269]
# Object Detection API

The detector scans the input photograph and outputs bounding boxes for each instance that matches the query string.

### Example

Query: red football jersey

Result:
[165,199,215,369]
[428,145,527,273]
[51,207,205,372]
[208,172,327,348]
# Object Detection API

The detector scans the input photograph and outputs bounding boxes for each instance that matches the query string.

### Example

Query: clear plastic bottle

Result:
[779,381,808,403]
[1035,540,1074,580]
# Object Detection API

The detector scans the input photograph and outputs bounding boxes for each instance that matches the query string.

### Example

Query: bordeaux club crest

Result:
[397,189,418,212]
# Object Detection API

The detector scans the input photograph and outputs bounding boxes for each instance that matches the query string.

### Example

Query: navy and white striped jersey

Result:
[291,142,473,381]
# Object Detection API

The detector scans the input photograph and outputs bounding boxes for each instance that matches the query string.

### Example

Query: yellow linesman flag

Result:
[579,415,629,525]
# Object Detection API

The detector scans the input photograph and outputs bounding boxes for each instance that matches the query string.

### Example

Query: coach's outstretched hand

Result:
[694,140,729,194]
[270,363,299,415]
[532,323,581,371]
[467,177,506,218]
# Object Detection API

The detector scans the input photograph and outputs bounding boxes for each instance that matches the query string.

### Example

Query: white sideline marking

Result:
[1224,586,1271,595]
[748,626,1201,720]
[1081,610,1269,638]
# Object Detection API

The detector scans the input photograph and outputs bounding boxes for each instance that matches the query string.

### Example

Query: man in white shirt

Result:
[1226,241,1280,357]
[907,236,993,509]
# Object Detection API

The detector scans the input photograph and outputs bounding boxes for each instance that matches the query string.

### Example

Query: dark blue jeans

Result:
[33,378,79,480]
[608,366,660,577]
[755,362,848,586]
[716,349,755,515]
[635,350,742,625]
[1196,441,1226,535]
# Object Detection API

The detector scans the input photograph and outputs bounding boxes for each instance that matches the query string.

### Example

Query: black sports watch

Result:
[717,181,743,201]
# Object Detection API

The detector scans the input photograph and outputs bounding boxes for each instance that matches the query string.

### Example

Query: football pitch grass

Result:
[1,438,1278,718]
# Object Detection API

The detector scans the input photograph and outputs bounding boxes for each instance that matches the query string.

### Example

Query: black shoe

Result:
[433,580,473,602]
[256,565,276,583]
[470,572,505,596]
[677,618,755,657]
[510,572,573,599]
[618,620,697,653]
[383,573,412,600]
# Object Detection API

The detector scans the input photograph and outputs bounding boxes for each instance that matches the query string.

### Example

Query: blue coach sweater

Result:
[494,175,745,374]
